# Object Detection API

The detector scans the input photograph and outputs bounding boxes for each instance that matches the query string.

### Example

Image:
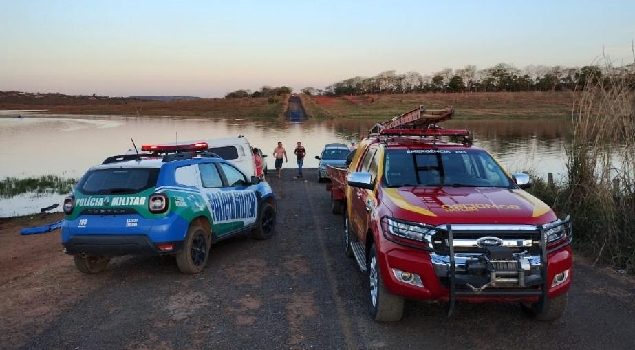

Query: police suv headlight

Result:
[386,218,433,243]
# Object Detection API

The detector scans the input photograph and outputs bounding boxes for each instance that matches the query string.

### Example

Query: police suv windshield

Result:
[383,149,513,188]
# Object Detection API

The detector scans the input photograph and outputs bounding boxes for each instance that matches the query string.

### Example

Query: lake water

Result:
[0,112,572,217]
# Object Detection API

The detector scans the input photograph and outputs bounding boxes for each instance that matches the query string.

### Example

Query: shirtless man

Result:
[272,141,288,178]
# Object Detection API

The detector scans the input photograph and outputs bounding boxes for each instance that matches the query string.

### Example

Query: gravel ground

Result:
[1,168,634,350]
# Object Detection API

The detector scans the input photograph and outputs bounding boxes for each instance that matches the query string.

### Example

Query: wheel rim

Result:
[191,233,207,266]
[369,255,378,307]
[344,218,350,253]
[261,208,276,234]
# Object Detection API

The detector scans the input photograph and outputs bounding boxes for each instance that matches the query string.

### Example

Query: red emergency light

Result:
[140,142,209,153]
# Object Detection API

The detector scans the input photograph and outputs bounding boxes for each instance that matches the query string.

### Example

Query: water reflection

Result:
[0,115,571,182]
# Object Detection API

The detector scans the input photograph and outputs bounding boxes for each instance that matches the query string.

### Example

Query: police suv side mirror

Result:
[250,176,261,185]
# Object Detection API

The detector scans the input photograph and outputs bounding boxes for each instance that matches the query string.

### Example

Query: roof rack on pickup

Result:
[368,105,472,144]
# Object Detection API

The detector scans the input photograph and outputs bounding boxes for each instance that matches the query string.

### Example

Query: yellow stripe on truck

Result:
[512,189,551,217]
[383,188,437,217]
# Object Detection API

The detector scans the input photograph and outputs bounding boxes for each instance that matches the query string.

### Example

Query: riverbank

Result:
[1,91,575,120]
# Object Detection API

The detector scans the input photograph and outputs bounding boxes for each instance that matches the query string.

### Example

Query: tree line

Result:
[301,63,635,96]
[225,86,292,98]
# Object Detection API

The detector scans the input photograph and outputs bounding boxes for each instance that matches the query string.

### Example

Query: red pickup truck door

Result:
[349,146,379,239]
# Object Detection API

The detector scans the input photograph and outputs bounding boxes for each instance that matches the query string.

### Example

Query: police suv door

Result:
[199,162,258,238]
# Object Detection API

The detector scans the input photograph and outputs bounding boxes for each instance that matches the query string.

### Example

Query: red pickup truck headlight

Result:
[382,217,434,249]
[543,216,572,248]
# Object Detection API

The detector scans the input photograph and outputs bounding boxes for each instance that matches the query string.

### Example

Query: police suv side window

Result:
[174,164,200,187]
[219,163,248,187]
[199,163,223,188]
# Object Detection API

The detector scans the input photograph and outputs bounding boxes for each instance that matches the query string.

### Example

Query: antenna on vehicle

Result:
[130,138,140,158]
[130,137,141,160]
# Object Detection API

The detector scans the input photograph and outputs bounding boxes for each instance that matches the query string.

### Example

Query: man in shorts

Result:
[272,141,288,178]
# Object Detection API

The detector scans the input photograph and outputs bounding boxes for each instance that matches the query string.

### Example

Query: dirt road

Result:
[1,169,634,350]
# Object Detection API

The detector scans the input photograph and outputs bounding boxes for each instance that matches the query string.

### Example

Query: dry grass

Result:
[2,91,575,120]
[530,63,635,272]
[0,96,284,119]
[305,91,574,119]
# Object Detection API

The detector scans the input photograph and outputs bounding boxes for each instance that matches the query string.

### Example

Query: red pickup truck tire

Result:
[331,199,344,215]
[522,292,569,321]
[344,215,354,258]
[369,244,405,322]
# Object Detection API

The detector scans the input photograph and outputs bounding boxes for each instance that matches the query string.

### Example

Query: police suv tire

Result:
[523,291,568,321]
[344,214,354,258]
[251,202,276,240]
[74,254,110,274]
[368,244,404,322]
[176,225,211,274]
[331,199,343,215]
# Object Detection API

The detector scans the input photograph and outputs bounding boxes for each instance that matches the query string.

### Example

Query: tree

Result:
[301,87,317,96]
[404,71,423,93]
[576,65,602,88]
[432,75,444,92]
[225,89,251,98]
[448,75,465,92]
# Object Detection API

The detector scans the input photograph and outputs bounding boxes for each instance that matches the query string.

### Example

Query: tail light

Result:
[63,195,75,214]
[148,193,169,214]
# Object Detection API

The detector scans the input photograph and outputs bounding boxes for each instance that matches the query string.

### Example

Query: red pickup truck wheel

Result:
[331,199,344,215]
[523,291,568,321]
[368,244,404,322]
[344,214,354,258]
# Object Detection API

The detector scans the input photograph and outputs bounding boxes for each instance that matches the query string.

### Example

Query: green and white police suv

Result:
[61,141,276,274]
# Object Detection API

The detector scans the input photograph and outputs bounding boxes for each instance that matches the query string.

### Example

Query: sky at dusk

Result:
[1,0,634,98]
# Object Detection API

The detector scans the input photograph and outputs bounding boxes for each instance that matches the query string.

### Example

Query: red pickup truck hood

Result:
[382,186,556,225]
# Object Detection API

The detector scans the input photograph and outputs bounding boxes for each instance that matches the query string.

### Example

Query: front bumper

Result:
[378,217,573,303]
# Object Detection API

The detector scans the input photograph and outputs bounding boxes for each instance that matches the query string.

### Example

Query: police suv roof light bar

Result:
[141,142,209,153]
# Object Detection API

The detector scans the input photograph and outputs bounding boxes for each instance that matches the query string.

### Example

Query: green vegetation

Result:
[315,63,634,95]
[0,176,77,198]
[527,64,635,272]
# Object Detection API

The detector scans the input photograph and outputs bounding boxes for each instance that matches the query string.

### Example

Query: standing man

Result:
[273,141,288,178]
[293,141,306,178]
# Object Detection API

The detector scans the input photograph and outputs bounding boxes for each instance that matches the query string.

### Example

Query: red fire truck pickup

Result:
[326,106,572,322]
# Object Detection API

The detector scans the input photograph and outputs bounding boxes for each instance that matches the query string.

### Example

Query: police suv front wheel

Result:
[176,225,211,274]
[74,254,110,274]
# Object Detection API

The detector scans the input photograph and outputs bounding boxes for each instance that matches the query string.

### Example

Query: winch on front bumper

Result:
[381,216,572,314]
